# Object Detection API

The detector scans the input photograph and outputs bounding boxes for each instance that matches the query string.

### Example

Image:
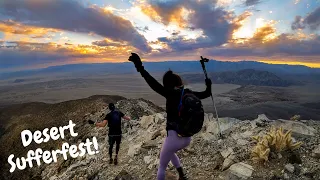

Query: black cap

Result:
[108,103,115,111]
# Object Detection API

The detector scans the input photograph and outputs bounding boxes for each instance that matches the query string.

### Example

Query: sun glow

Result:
[233,26,254,39]
[259,60,320,68]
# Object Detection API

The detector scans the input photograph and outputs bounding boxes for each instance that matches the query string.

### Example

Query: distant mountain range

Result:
[183,69,295,87]
[1,60,320,80]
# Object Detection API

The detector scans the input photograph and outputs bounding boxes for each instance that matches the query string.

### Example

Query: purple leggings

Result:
[157,130,191,180]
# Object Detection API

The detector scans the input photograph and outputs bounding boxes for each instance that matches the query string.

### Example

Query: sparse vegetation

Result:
[251,126,303,162]
[290,115,301,121]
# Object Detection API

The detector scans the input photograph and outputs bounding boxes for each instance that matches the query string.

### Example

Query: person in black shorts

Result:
[93,103,131,165]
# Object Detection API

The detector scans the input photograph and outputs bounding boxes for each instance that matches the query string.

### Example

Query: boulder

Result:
[229,162,254,179]
[221,147,234,159]
[201,132,217,141]
[222,157,236,170]
[150,130,162,140]
[312,145,320,158]
[231,133,241,140]
[154,113,165,124]
[284,173,289,179]
[160,129,167,137]
[206,121,217,134]
[127,143,142,157]
[140,115,154,129]
[144,156,153,165]
[237,139,249,146]
[273,120,316,137]
[205,117,240,135]
[256,114,270,121]
[285,164,295,173]
[240,131,253,139]
[251,114,271,128]
[218,117,241,132]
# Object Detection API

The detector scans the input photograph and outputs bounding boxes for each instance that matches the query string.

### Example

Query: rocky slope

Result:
[0,96,163,180]
[39,100,320,180]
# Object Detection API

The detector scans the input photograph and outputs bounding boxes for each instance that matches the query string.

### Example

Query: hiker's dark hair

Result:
[109,103,115,111]
[163,70,183,89]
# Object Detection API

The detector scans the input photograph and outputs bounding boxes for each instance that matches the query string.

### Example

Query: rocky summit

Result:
[3,98,319,180]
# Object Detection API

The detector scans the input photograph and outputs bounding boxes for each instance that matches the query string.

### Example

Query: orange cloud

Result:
[3,39,136,58]
[232,11,253,31]
[251,22,277,43]
[0,40,139,71]
[140,4,187,28]
[231,18,278,45]
[0,20,58,37]
[231,11,253,42]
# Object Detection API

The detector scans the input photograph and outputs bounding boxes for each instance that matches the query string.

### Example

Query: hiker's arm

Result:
[192,78,212,99]
[129,53,166,97]
[119,111,130,121]
[96,120,108,127]
[140,68,166,97]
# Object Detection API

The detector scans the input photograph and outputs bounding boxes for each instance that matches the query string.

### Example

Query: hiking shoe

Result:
[109,158,113,164]
[114,157,118,165]
[177,167,188,180]
[178,175,188,180]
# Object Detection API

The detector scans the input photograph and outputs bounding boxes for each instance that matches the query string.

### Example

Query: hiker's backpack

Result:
[108,110,122,129]
[176,88,205,137]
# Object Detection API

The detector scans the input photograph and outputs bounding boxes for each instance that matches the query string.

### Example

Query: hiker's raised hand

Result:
[205,78,212,86]
[129,53,143,72]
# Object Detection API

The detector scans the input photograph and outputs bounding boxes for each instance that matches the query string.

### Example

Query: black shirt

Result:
[105,110,124,135]
[139,68,211,131]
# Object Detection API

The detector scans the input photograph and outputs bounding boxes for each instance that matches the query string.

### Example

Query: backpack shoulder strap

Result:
[178,88,184,111]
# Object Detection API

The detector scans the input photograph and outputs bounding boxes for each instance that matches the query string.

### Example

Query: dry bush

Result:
[251,126,303,162]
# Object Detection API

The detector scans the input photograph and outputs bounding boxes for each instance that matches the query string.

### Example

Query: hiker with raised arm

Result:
[128,53,212,180]
[88,103,131,165]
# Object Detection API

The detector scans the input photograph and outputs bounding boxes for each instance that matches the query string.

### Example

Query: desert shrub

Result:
[251,126,303,162]
[290,115,301,121]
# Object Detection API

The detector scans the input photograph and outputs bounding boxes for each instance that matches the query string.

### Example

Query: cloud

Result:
[292,7,320,31]
[291,16,305,30]
[92,39,128,47]
[140,0,236,51]
[202,33,320,58]
[0,40,136,70]
[244,0,262,6]
[0,0,151,52]
[0,20,58,38]
[304,7,320,30]
[149,8,254,52]
[157,36,214,51]
[294,0,301,5]
[152,21,320,62]
[231,11,253,35]
[151,20,320,63]
[0,42,72,70]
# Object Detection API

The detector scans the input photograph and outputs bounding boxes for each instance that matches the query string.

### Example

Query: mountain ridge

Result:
[183,69,296,87]
[1,60,320,80]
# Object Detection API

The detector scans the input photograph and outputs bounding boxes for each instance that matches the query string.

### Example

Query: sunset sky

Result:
[0,0,320,72]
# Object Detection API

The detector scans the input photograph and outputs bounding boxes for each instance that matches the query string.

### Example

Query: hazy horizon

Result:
[2,59,320,74]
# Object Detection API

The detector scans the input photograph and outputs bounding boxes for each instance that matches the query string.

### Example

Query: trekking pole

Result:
[200,56,222,138]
